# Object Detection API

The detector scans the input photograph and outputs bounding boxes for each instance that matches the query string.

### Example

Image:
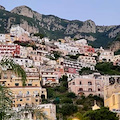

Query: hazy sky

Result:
[0,0,120,26]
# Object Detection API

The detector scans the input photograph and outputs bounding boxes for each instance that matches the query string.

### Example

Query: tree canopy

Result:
[83,107,119,120]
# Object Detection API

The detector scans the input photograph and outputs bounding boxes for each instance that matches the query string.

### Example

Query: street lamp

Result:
[72,117,80,120]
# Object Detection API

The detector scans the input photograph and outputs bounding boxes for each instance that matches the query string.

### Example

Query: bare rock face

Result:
[74,34,96,41]
[79,20,96,33]
[11,6,42,21]
[108,26,120,38]
[11,5,34,18]
[20,19,39,33]
[0,5,5,10]
[110,41,120,52]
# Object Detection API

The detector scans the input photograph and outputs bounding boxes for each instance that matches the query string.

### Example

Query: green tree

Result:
[34,33,45,39]
[66,92,76,98]
[61,98,73,104]
[96,62,120,75]
[60,104,78,116]
[83,107,119,120]
[79,67,95,75]
[0,85,13,120]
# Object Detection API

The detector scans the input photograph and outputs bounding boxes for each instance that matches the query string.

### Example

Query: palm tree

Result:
[0,58,27,86]
[0,85,13,120]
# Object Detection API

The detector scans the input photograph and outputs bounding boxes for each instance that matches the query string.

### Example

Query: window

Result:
[26,98,29,101]
[3,73,8,79]
[98,88,100,91]
[17,104,21,107]
[36,99,38,102]
[28,84,32,86]
[20,99,22,101]
[15,83,19,86]
[113,95,115,105]
[27,91,30,95]
[79,88,83,91]
[88,81,92,85]
[80,81,82,85]
[88,88,92,91]
[73,82,75,85]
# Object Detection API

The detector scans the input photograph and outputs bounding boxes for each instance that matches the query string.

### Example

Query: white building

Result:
[0,34,6,42]
[78,56,96,66]
[99,50,114,62]
[19,46,28,58]
[74,39,88,46]
[13,58,33,68]
[54,42,80,55]
[10,25,30,37]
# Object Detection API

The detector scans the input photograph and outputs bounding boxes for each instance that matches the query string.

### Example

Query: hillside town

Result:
[1,25,120,120]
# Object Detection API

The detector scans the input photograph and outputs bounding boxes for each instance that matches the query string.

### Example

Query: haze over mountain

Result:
[0,5,120,48]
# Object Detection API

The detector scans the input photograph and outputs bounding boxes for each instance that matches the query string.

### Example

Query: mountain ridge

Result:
[0,5,120,48]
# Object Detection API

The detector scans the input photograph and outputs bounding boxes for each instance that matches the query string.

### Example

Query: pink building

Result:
[68,73,104,97]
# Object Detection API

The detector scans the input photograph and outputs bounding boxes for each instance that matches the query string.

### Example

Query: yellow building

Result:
[104,76,120,117]
[104,83,120,111]
[0,69,47,108]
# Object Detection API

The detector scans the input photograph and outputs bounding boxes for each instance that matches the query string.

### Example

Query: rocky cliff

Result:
[0,5,120,48]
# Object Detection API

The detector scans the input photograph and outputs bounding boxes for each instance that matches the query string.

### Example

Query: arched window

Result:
[113,95,115,105]
[88,88,92,91]
[79,88,83,91]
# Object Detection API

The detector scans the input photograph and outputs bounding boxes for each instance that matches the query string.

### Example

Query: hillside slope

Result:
[0,5,120,47]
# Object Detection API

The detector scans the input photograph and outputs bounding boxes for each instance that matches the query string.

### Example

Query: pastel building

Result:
[99,50,114,62]
[78,56,96,66]
[68,73,104,97]
[13,58,33,68]
[37,104,56,120]
[0,69,47,108]
[41,66,59,86]
[13,104,56,120]
[104,76,120,114]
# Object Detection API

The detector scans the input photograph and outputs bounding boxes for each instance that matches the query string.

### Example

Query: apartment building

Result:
[41,66,59,86]
[13,58,33,68]
[78,56,96,66]
[68,73,104,97]
[0,68,47,108]
[0,44,20,57]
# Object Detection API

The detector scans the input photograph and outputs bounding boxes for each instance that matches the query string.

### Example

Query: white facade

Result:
[0,34,6,42]
[78,56,96,66]
[54,42,80,55]
[20,46,28,58]
[13,58,33,68]
[10,25,30,37]
[99,50,114,62]
[74,39,88,46]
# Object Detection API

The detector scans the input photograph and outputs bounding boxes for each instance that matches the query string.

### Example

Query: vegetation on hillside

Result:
[96,62,120,75]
